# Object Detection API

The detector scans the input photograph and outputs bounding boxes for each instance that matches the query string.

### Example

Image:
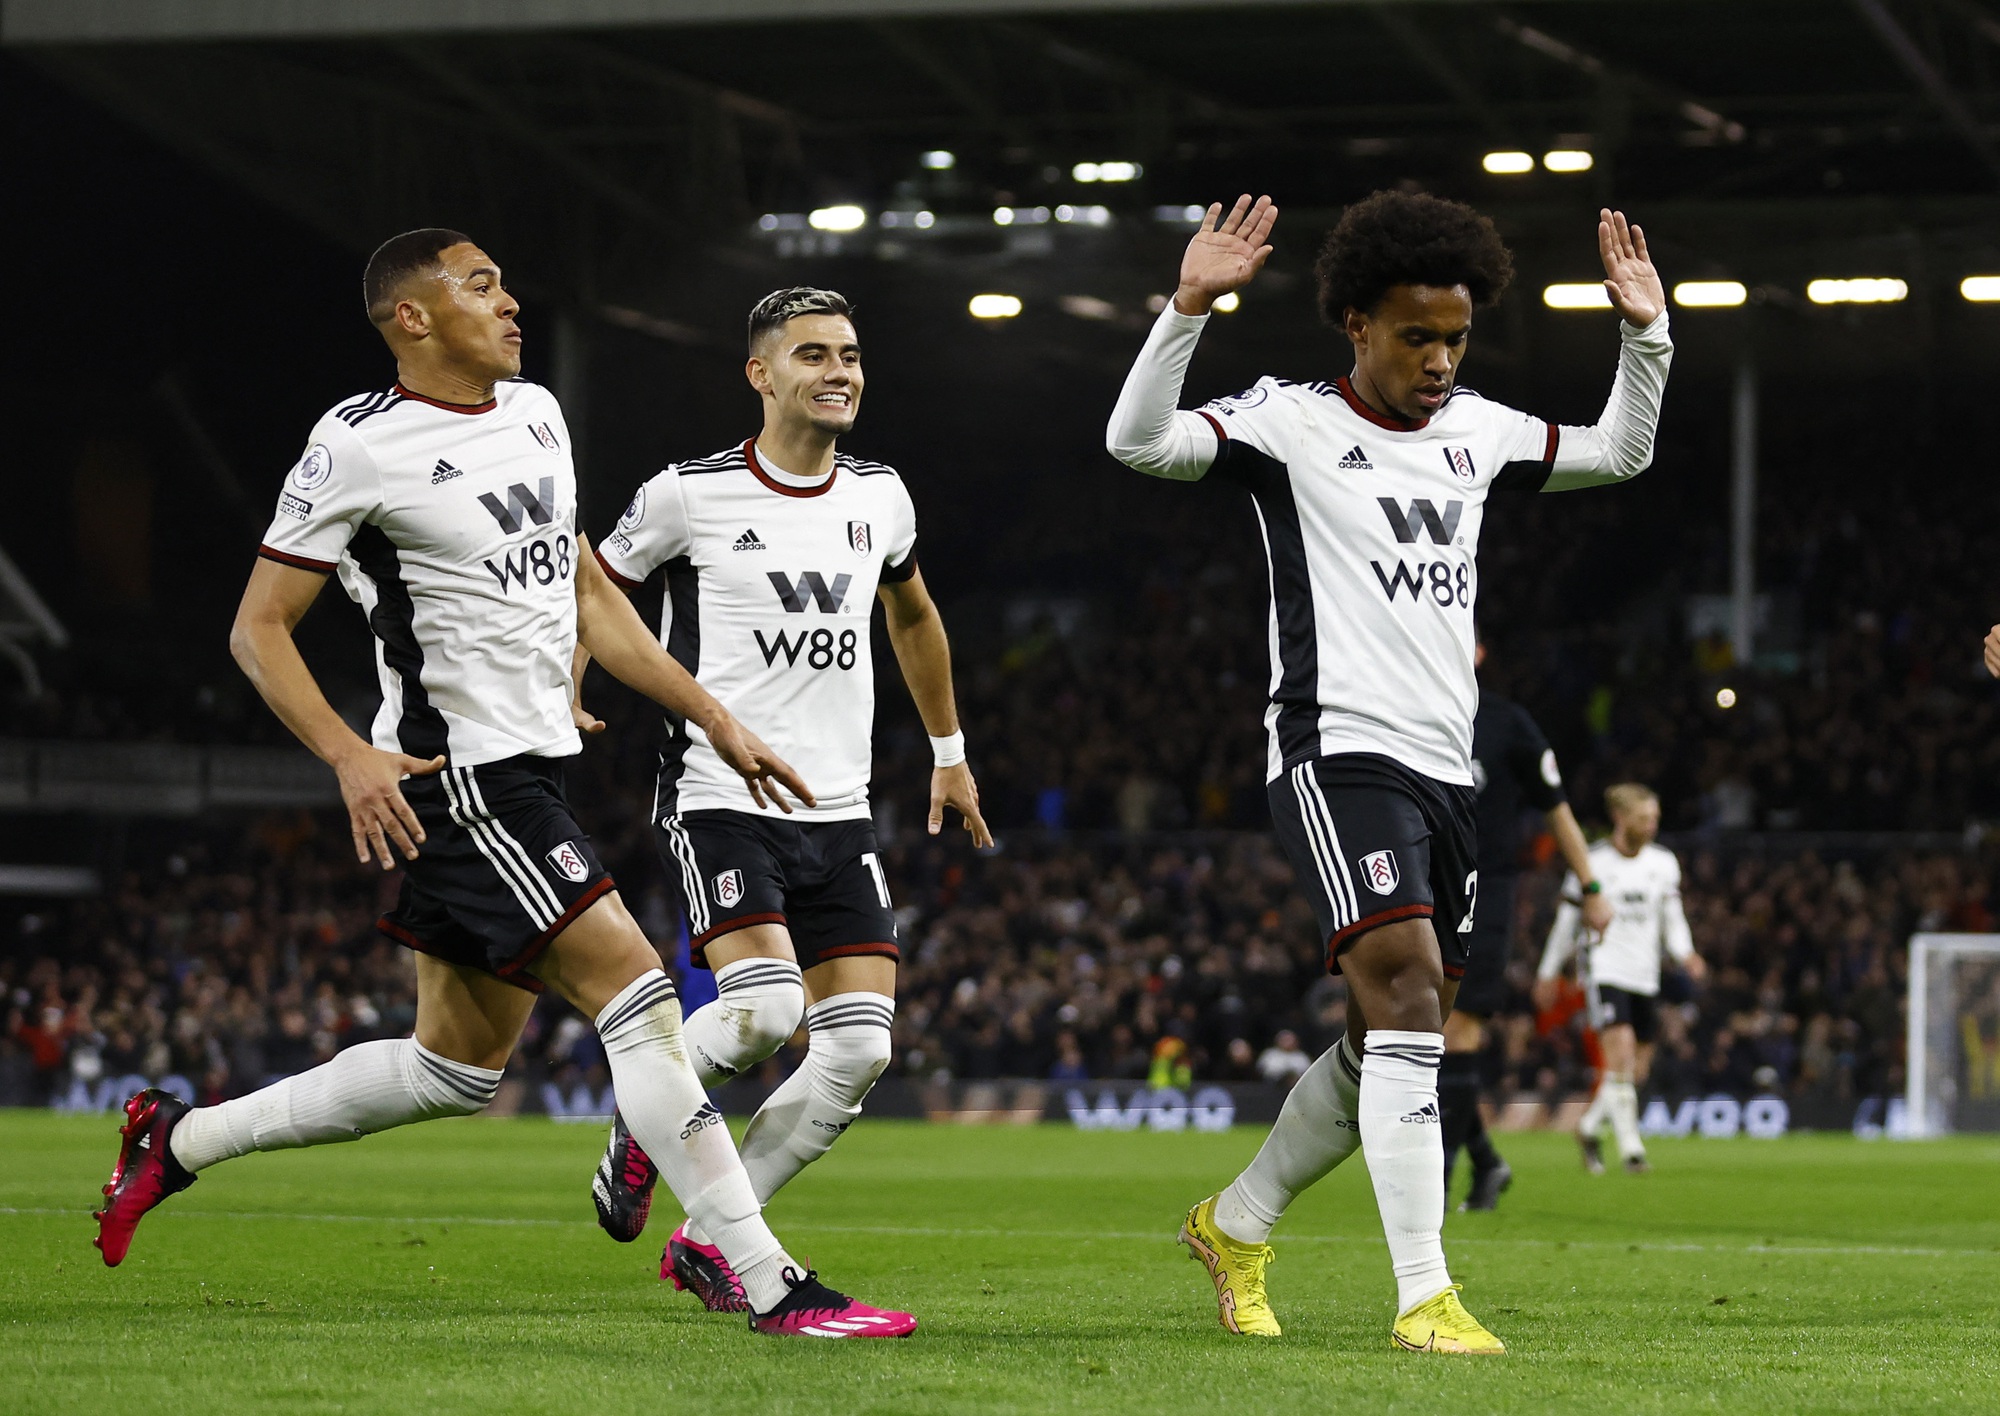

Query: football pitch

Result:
[4,1113,1995,1414]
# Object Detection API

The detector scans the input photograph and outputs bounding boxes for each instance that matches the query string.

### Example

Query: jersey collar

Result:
[394,382,498,415]
[743,437,838,498]
[1334,376,1430,432]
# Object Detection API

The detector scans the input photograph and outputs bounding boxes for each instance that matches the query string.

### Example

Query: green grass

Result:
[4,1112,1997,1414]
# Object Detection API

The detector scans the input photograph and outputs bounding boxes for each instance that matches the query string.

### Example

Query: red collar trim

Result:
[1335,377,1430,432]
[743,438,837,498]
[394,382,498,415]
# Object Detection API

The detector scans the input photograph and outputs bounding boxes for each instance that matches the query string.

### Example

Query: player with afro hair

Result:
[1314,189,1515,323]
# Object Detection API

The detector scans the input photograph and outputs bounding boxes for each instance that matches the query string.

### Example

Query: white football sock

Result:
[682,956,805,1087]
[168,1038,501,1173]
[739,992,893,1204]
[1358,1029,1453,1314]
[594,969,796,1312]
[1214,1033,1362,1245]
[1604,1074,1644,1159]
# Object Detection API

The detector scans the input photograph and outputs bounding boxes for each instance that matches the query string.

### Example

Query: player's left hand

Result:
[1599,209,1665,327]
[1582,891,1615,933]
[930,763,994,849]
[1684,953,1709,985]
[570,695,606,735]
[708,713,817,813]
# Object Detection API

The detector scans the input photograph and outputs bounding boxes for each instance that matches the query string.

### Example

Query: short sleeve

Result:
[1486,404,1560,494]
[879,476,919,583]
[258,417,382,573]
[1196,378,1301,474]
[596,470,690,588]
[1509,705,1566,812]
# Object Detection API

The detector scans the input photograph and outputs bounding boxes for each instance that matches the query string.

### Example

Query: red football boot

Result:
[93,1088,197,1267]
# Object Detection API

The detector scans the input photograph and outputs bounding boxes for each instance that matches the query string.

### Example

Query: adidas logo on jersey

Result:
[733,528,766,551]
[1338,445,1373,470]
[432,459,463,484]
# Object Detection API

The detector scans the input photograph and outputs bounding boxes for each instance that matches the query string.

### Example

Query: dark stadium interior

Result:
[8,2,2000,1126]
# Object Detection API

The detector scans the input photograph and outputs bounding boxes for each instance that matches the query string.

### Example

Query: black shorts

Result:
[656,810,898,972]
[1269,753,1481,976]
[377,755,615,993]
[1592,984,1660,1044]
[1450,874,1520,1018]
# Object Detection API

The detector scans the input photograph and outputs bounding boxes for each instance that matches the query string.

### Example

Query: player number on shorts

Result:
[754,626,859,671]
[861,851,892,908]
[1458,869,1479,934]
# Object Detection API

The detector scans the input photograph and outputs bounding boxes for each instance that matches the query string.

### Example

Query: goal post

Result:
[1906,933,2000,1137]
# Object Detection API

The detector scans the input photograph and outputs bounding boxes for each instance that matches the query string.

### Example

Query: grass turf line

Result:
[4,1111,1996,1414]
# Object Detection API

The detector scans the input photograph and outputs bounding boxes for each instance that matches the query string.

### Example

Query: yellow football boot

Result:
[1178,1196,1281,1336]
[1391,1285,1506,1354]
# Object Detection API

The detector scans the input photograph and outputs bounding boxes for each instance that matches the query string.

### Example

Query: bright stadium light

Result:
[969,293,1023,319]
[1807,278,1908,305]
[914,210,936,229]
[1212,291,1241,313]
[1154,204,1206,224]
[920,149,956,170]
[807,205,867,233]
[1673,281,1748,308]
[1074,161,1142,182]
[1543,149,1594,172]
[1543,283,1612,309]
[1961,276,2000,301]
[1716,687,1738,710]
[1483,151,1534,175]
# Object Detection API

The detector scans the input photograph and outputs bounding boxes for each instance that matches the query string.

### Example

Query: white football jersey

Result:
[1197,376,1562,784]
[258,380,583,768]
[595,439,918,823]
[1537,840,1695,997]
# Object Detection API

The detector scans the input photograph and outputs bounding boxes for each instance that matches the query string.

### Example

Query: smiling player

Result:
[1107,191,1674,1352]
[579,287,988,1313]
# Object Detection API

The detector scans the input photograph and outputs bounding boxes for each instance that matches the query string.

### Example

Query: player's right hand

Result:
[333,745,444,869]
[571,694,606,735]
[708,713,816,814]
[1984,624,2000,678]
[1174,193,1277,316]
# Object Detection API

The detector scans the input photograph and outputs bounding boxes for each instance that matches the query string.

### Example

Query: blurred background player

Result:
[1535,783,1706,1174]
[1106,190,1672,1352]
[578,286,989,1311]
[1444,642,1612,1211]
[91,230,913,1339]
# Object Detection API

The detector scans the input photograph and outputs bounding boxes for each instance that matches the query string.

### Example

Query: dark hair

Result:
[747,286,853,351]
[1314,191,1514,323]
[363,228,473,324]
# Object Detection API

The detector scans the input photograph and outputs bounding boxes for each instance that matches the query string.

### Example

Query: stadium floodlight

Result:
[1543,283,1612,309]
[807,205,867,233]
[969,294,1023,319]
[1716,687,1738,709]
[1053,204,1111,226]
[1960,276,2000,301]
[1543,150,1594,172]
[1482,151,1535,175]
[1212,291,1241,313]
[1059,295,1118,321]
[1154,204,1207,224]
[1807,277,1908,305]
[994,206,1052,226]
[914,211,936,229]
[1674,281,1748,308]
[1074,161,1141,183]
[920,150,956,170]
[757,213,807,232]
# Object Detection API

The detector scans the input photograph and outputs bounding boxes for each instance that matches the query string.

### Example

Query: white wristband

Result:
[930,731,966,768]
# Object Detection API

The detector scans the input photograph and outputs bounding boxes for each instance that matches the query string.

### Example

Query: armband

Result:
[930,731,966,769]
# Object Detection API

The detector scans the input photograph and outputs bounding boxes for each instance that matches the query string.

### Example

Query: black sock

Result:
[1465,1100,1502,1173]
[1438,1052,1483,1193]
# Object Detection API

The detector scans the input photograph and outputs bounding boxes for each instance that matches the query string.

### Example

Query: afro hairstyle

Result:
[1313,190,1514,324]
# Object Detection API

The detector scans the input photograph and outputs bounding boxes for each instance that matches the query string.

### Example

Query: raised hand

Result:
[333,745,444,869]
[708,711,816,813]
[1175,194,1278,316]
[930,762,994,849]
[1599,208,1665,327]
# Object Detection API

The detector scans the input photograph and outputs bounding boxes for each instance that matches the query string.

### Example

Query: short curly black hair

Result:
[1314,190,1514,323]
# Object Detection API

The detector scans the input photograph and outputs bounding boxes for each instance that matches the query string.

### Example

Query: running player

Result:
[1108,191,1673,1351]
[1444,644,1613,1211]
[91,231,912,1338]
[1535,782,1705,1174]
[579,286,990,1312]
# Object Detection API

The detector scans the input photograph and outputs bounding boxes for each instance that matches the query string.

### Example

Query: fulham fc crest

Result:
[848,521,872,558]
[713,869,744,908]
[1443,446,1477,484]
[1360,849,1400,896]
[546,840,589,883]
[529,421,560,452]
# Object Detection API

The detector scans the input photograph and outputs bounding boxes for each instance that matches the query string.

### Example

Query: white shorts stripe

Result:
[663,816,709,937]
[443,767,557,929]
[1290,764,1352,930]
[1299,767,1361,926]
[458,766,563,923]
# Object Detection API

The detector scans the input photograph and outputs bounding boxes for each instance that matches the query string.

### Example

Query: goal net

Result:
[1907,933,2000,1136]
